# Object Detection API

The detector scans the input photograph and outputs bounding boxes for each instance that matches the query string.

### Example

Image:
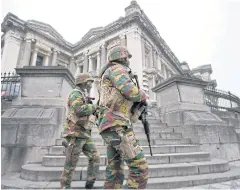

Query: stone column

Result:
[30,48,38,66]
[163,64,167,79]
[148,76,154,100]
[83,52,88,72]
[153,50,157,68]
[20,39,32,67]
[88,56,92,72]
[70,57,76,76]
[43,52,50,66]
[119,34,126,46]
[75,63,80,78]
[52,50,58,66]
[101,44,107,67]
[149,48,153,68]
[97,52,101,71]
[157,54,161,71]
[141,38,146,68]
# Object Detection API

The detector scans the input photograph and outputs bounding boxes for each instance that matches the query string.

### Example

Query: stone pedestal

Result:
[152,76,240,161]
[152,76,224,126]
[1,66,75,173]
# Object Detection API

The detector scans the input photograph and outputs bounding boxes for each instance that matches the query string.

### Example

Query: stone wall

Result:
[174,124,240,161]
[1,107,63,173]
[1,67,74,174]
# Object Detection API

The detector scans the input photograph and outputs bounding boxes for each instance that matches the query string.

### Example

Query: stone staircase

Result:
[2,119,240,189]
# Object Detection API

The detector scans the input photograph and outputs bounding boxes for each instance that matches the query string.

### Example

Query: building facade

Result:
[2,1,188,102]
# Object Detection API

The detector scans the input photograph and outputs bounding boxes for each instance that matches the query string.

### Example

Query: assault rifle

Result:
[131,74,153,156]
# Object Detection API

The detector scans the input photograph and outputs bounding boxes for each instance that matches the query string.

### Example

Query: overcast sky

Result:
[1,0,240,96]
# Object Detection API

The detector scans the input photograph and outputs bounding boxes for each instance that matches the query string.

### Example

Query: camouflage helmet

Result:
[108,46,132,62]
[75,73,94,85]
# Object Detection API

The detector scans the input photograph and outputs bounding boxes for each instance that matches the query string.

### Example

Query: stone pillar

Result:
[101,44,107,67]
[149,48,153,68]
[1,31,22,73]
[148,76,154,100]
[141,38,146,68]
[88,56,92,72]
[157,54,161,71]
[1,66,75,173]
[75,63,80,78]
[97,52,101,71]
[69,57,76,76]
[83,52,88,72]
[20,38,32,67]
[126,29,143,87]
[52,50,58,66]
[153,50,157,68]
[119,34,126,46]
[152,75,221,126]
[30,48,38,66]
[163,64,167,79]
[43,52,50,66]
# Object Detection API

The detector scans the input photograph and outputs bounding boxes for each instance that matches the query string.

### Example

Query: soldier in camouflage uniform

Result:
[60,73,100,189]
[97,46,149,189]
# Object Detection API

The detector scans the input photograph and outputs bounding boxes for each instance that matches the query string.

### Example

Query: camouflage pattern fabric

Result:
[98,63,148,132]
[63,87,96,137]
[100,126,148,189]
[61,86,99,189]
[108,46,132,62]
[60,133,100,189]
[75,73,94,85]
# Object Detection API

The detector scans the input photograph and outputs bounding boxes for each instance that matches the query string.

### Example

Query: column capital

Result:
[101,43,106,48]
[84,50,89,55]
[46,52,51,57]
[88,56,92,60]
[33,47,39,52]
[53,49,60,54]
[119,34,125,39]
[24,37,35,42]
[24,38,33,43]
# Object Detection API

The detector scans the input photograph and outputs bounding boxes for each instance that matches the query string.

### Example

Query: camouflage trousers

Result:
[100,126,149,189]
[60,132,100,189]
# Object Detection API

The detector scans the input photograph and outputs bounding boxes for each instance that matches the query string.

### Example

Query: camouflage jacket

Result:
[63,87,96,137]
[98,62,148,133]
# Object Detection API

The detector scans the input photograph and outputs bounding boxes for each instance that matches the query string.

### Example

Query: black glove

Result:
[87,100,93,104]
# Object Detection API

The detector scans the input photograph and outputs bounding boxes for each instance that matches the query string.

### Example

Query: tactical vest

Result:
[98,64,139,123]
[66,88,92,130]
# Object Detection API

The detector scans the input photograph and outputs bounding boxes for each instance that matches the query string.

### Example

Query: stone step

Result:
[55,138,105,146]
[20,159,229,181]
[132,126,174,133]
[2,167,240,189]
[42,152,211,167]
[60,125,173,138]
[154,138,191,145]
[159,133,182,139]
[133,119,165,125]
[56,138,155,146]
[50,145,201,155]
[56,137,189,147]
[57,132,182,144]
